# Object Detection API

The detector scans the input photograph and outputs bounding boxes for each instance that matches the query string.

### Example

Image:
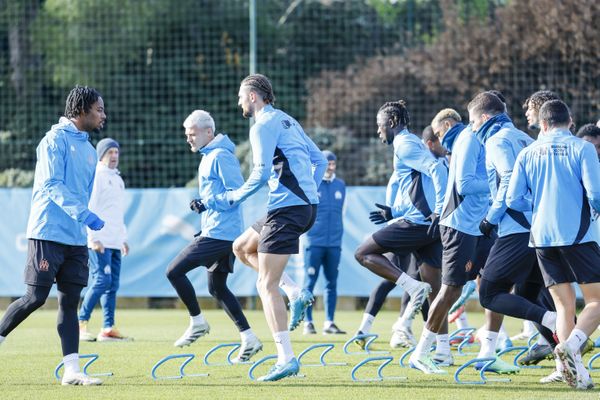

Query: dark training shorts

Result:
[536,241,600,287]
[168,236,235,274]
[24,239,89,287]
[481,232,541,285]
[252,204,317,255]
[440,226,495,286]
[372,219,442,269]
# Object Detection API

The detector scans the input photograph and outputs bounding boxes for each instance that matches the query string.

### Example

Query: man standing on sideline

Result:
[0,86,106,386]
[79,138,131,342]
[507,100,600,390]
[165,110,262,363]
[205,74,327,381]
[303,150,346,335]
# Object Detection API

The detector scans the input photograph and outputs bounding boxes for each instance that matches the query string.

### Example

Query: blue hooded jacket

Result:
[197,134,244,241]
[305,176,346,247]
[477,114,534,237]
[26,117,97,246]
[440,125,490,236]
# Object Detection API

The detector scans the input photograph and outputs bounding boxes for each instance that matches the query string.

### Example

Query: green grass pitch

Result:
[0,309,598,400]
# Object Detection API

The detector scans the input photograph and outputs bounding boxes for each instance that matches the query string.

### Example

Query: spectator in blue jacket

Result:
[302,150,346,335]
[0,86,106,386]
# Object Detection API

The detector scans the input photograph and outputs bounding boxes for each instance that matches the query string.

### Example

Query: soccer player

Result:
[78,138,131,342]
[165,110,262,363]
[576,124,600,160]
[303,150,347,335]
[354,100,447,361]
[410,104,494,374]
[507,99,600,390]
[205,74,327,381]
[469,91,557,373]
[0,86,106,386]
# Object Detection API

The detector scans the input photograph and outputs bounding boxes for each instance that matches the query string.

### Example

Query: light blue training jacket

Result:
[480,119,534,237]
[197,134,244,241]
[26,117,97,246]
[506,128,600,247]
[206,105,327,212]
[439,126,490,236]
[385,129,448,224]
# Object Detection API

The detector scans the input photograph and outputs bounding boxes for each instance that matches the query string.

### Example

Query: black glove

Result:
[479,218,497,238]
[426,213,440,238]
[190,199,207,214]
[369,203,393,225]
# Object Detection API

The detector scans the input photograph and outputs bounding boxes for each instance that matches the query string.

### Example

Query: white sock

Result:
[478,330,499,358]
[273,331,294,365]
[414,328,437,357]
[358,313,375,334]
[399,316,412,330]
[537,334,550,346]
[436,334,450,355]
[395,273,422,295]
[279,272,301,300]
[324,320,333,329]
[498,324,509,340]
[523,320,536,336]
[555,357,563,373]
[240,328,255,343]
[456,312,469,329]
[190,314,206,326]
[565,328,587,354]
[63,353,80,375]
[541,311,557,331]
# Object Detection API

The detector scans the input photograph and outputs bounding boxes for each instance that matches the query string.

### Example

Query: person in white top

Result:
[78,138,130,342]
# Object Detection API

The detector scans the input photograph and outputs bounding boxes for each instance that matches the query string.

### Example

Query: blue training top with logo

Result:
[207,104,327,212]
[26,117,97,246]
[482,121,534,237]
[506,128,600,247]
[439,125,490,236]
[386,129,448,225]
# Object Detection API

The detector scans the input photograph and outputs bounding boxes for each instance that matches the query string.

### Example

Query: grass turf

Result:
[0,309,598,399]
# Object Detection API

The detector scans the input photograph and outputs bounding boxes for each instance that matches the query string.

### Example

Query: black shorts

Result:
[252,204,317,255]
[481,233,540,284]
[536,241,600,287]
[24,239,89,287]
[372,219,442,269]
[440,226,496,286]
[168,236,234,274]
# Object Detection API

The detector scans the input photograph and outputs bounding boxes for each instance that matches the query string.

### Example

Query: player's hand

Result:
[91,240,105,254]
[85,212,105,231]
[426,213,440,238]
[121,242,129,256]
[190,199,207,214]
[479,218,497,238]
[369,203,393,225]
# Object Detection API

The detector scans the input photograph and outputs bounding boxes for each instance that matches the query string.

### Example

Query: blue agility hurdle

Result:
[203,343,242,366]
[297,343,346,367]
[54,353,113,380]
[343,333,389,355]
[151,354,208,380]
[350,356,407,382]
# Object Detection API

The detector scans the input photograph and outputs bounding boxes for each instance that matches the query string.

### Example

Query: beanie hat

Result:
[96,138,119,161]
[322,150,337,161]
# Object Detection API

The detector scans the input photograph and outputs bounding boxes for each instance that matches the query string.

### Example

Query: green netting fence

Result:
[1,0,599,188]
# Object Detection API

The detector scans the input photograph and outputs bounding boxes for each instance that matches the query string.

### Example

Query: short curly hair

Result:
[522,90,560,115]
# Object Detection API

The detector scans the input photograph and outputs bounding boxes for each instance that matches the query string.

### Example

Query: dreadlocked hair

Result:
[378,100,409,129]
[64,85,101,118]
[241,74,275,104]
